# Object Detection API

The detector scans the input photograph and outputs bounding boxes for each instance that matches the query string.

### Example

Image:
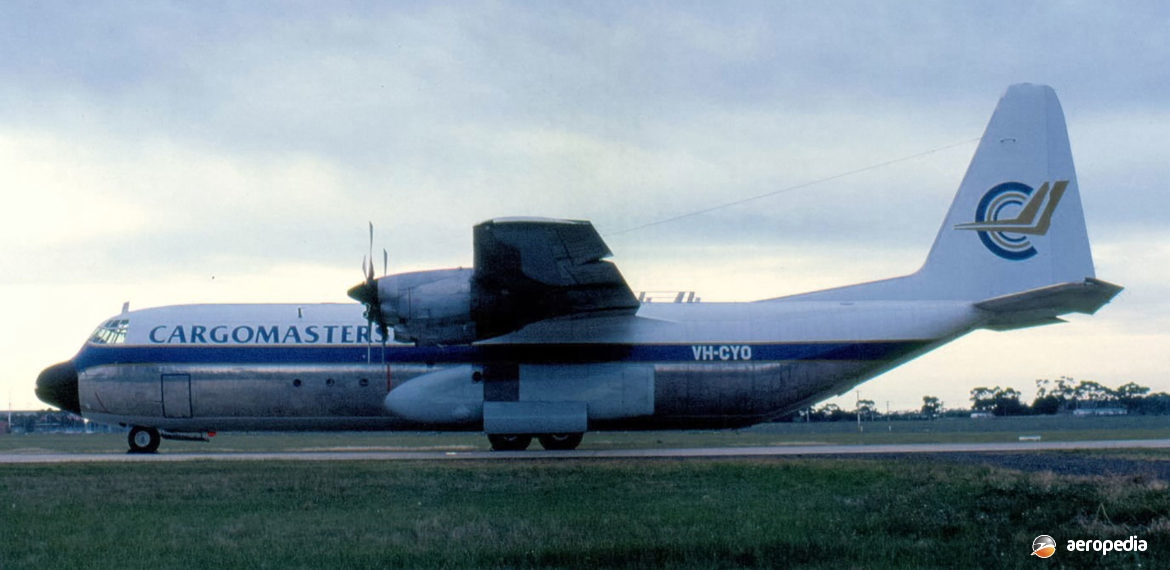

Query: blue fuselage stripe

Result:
[74,341,932,370]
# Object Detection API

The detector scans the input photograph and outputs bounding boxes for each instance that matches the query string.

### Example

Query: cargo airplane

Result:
[36,84,1121,452]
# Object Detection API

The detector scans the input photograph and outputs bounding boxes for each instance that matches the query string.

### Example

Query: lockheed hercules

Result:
[37,84,1121,452]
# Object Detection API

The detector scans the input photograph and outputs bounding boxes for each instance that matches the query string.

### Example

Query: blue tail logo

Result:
[954,180,1068,260]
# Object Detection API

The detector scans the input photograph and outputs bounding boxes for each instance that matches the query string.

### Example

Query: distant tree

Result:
[1134,393,1170,415]
[1074,380,1116,406]
[813,403,848,422]
[1116,382,1151,400]
[921,396,942,419]
[970,387,997,413]
[971,386,1028,416]
[1031,394,1061,415]
[993,387,1028,416]
[1032,376,1110,413]
[856,399,877,420]
[1053,376,1081,410]
[1115,382,1152,412]
[1035,377,1149,413]
[1035,378,1050,399]
[1032,378,1062,414]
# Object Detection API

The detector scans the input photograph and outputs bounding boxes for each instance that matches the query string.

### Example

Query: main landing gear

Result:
[487,433,584,451]
[538,433,584,451]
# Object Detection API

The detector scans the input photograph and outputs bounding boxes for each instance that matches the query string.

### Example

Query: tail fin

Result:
[780,83,1121,313]
[916,83,1094,299]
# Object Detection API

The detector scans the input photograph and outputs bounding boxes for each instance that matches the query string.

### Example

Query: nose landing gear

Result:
[126,426,212,453]
[127,426,160,454]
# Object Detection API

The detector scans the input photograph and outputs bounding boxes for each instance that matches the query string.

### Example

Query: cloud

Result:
[2,2,1167,409]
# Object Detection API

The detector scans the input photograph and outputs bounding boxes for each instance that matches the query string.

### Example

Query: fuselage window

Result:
[88,319,130,344]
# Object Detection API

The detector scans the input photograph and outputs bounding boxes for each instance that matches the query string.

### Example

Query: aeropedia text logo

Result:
[1032,534,1149,558]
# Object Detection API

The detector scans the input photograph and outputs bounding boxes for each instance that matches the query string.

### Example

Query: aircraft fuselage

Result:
[48,299,978,435]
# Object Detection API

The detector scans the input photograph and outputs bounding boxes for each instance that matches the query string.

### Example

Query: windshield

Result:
[89,318,130,344]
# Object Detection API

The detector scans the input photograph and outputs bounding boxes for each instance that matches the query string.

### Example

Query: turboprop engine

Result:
[349,268,476,345]
[377,268,476,344]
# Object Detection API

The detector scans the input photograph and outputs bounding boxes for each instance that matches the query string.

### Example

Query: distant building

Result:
[1073,408,1127,417]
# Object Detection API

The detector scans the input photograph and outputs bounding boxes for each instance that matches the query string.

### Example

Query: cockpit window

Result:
[89,318,130,344]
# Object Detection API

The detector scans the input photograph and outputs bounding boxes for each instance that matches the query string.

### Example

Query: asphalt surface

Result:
[3,439,1169,465]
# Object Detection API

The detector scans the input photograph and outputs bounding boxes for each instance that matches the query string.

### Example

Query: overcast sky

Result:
[3,2,1167,412]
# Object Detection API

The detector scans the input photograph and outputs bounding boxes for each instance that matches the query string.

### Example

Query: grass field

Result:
[2,417,1170,568]
[3,456,1168,569]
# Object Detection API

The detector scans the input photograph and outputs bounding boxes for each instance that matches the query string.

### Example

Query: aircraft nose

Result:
[36,360,81,415]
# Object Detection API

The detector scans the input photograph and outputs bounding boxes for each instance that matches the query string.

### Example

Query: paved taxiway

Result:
[3,439,1168,464]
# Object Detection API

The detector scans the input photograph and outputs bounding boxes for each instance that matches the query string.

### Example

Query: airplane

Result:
[36,83,1122,453]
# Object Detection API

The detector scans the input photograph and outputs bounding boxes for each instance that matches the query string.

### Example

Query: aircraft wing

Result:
[974,278,1123,331]
[472,218,640,339]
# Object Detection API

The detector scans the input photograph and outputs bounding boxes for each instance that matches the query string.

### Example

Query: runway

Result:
[3,438,1169,464]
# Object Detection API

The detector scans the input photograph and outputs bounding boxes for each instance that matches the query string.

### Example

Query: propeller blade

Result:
[368,221,374,269]
[383,249,389,277]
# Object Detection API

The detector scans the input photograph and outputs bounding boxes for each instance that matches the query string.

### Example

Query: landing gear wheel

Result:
[538,433,584,451]
[488,434,532,451]
[128,426,161,454]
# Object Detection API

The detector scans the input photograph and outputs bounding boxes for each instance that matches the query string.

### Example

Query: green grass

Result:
[2,457,1168,569]
[3,417,1167,567]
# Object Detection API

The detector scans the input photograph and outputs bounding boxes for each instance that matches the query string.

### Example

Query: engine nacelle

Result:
[376,268,475,345]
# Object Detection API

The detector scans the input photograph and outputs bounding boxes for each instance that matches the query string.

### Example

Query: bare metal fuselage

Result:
[68,299,978,433]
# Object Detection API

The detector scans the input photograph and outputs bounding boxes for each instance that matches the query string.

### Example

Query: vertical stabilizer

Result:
[914,83,1094,299]
[780,83,1099,304]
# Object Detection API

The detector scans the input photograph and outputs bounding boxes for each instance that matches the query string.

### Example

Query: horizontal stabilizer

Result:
[974,278,1123,330]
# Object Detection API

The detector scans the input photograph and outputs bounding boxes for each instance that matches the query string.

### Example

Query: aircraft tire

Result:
[538,433,584,451]
[487,434,532,451]
[128,426,161,454]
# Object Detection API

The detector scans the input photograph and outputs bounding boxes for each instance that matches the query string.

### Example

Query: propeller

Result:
[348,222,390,343]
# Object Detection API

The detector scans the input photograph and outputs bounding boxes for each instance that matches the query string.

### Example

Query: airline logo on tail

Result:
[955,180,1068,260]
